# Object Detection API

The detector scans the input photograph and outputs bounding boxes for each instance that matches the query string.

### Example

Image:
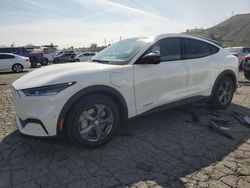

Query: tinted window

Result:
[209,44,219,54]
[0,48,13,53]
[184,39,211,59]
[148,38,181,61]
[62,54,72,57]
[0,54,14,59]
[243,48,250,53]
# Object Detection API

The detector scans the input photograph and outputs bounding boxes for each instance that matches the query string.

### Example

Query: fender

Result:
[57,85,128,135]
[211,70,237,96]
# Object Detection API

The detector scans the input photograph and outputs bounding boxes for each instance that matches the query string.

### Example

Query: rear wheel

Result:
[30,57,38,68]
[211,76,235,109]
[66,95,120,148]
[12,64,23,73]
[244,71,250,80]
[41,58,49,66]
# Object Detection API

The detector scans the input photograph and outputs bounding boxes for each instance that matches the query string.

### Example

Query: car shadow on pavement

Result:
[0,103,250,187]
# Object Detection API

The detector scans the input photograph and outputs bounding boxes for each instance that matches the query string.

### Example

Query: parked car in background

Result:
[225,47,250,68]
[53,53,76,64]
[42,44,58,64]
[74,52,96,62]
[242,54,250,80]
[12,34,238,148]
[54,50,75,57]
[0,53,30,73]
[243,53,250,63]
[0,47,44,67]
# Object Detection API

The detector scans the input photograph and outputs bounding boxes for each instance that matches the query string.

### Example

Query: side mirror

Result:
[141,52,161,64]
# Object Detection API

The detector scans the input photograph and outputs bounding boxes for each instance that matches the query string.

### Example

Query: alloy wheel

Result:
[13,64,22,72]
[78,104,114,142]
[218,80,233,105]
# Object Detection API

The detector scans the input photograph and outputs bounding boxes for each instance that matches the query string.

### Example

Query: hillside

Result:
[185,13,250,47]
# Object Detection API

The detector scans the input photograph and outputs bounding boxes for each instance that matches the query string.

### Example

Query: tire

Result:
[240,61,244,69]
[244,71,250,80]
[12,64,23,73]
[30,57,38,68]
[75,59,80,62]
[211,76,235,109]
[41,58,49,66]
[53,59,59,64]
[66,94,120,148]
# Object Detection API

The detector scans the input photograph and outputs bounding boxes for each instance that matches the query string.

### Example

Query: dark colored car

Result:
[242,54,250,80]
[53,53,76,64]
[243,53,250,62]
[0,47,44,67]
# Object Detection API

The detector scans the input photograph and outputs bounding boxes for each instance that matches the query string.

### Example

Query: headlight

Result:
[22,82,76,96]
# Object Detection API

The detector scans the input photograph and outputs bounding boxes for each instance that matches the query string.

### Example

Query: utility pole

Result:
[104,38,107,46]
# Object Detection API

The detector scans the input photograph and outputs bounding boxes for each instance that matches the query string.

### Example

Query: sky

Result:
[0,0,250,48]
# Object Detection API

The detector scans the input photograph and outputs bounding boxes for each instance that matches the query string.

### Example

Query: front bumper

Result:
[12,88,68,137]
[16,117,48,137]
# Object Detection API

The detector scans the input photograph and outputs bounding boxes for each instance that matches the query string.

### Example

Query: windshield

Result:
[92,37,153,65]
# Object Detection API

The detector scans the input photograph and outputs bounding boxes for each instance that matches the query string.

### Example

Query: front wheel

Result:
[211,76,235,109]
[66,95,120,148]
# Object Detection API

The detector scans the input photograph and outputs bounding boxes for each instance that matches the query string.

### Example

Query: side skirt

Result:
[130,96,210,120]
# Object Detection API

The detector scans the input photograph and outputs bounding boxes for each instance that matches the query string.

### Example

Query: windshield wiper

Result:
[92,59,110,64]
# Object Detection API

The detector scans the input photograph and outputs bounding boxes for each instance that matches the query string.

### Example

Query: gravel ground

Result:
[0,69,250,188]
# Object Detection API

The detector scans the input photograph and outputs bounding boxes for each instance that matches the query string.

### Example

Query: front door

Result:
[133,38,189,115]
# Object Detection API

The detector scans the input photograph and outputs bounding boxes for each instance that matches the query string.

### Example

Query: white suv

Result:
[12,34,238,147]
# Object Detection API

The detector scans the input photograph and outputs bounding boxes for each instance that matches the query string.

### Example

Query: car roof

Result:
[154,33,222,47]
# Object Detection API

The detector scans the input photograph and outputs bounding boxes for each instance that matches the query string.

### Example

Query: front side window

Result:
[147,38,181,61]
[184,38,211,59]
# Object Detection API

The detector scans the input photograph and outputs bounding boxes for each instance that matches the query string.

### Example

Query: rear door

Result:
[0,54,14,70]
[133,38,189,114]
[182,38,220,96]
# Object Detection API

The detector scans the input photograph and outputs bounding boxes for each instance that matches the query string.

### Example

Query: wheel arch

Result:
[12,63,24,71]
[211,70,237,96]
[56,85,128,135]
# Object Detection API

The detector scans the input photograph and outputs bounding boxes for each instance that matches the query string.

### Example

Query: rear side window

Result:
[183,39,219,59]
[209,44,219,54]
[184,39,212,59]
[0,54,15,59]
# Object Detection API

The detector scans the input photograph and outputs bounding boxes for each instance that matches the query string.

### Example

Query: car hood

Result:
[12,62,121,90]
